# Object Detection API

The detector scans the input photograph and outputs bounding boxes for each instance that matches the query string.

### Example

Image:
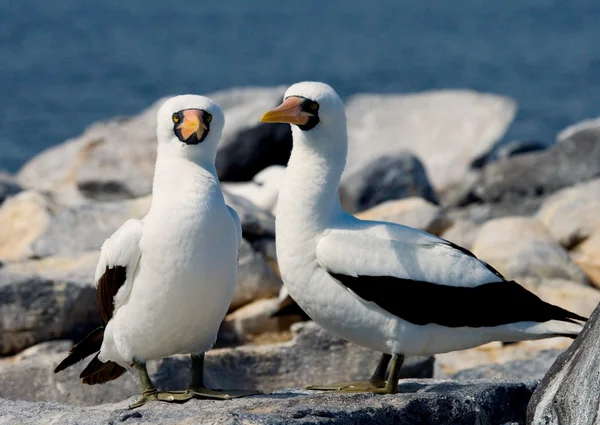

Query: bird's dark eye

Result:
[309,102,319,111]
[172,113,180,124]
[205,114,212,123]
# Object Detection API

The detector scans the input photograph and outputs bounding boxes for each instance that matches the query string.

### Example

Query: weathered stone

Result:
[0,380,537,425]
[472,217,588,283]
[571,230,600,288]
[231,240,281,311]
[536,179,600,248]
[527,302,600,425]
[13,340,73,362]
[0,322,433,407]
[0,255,100,355]
[221,298,301,344]
[17,87,288,203]
[452,349,562,381]
[440,219,481,251]
[471,139,548,169]
[343,90,516,193]
[222,165,286,215]
[0,171,21,204]
[355,197,452,235]
[450,117,600,222]
[0,191,55,262]
[30,196,151,258]
[341,152,438,213]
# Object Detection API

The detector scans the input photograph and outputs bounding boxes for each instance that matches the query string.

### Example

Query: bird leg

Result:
[306,353,392,392]
[128,359,190,408]
[168,353,262,400]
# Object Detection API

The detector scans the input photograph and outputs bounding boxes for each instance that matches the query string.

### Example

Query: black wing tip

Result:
[80,355,126,385]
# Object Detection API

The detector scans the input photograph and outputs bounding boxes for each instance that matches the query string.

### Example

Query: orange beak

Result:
[178,109,209,141]
[260,97,310,125]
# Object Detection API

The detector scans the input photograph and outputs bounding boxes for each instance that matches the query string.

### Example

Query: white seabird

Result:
[55,95,260,408]
[260,82,586,394]
[223,165,286,214]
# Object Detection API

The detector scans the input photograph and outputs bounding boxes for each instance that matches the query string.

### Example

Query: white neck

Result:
[276,122,347,233]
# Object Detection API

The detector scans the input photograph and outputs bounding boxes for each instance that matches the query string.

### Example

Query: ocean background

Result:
[1,0,599,172]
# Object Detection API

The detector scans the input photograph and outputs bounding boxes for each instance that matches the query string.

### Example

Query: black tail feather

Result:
[54,327,105,373]
[80,354,127,385]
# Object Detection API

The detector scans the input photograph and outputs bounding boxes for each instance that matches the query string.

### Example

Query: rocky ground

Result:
[1,86,599,424]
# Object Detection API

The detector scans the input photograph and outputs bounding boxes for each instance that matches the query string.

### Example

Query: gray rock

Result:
[343,90,516,193]
[527,303,600,425]
[30,196,150,258]
[0,321,433,407]
[0,266,99,355]
[471,139,548,169]
[472,217,589,283]
[536,178,600,249]
[17,87,287,204]
[440,219,481,251]
[341,152,438,213]
[449,117,600,222]
[452,349,563,381]
[0,171,21,204]
[0,380,536,425]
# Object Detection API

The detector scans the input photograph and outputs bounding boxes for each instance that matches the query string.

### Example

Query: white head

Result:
[156,94,225,164]
[260,82,347,151]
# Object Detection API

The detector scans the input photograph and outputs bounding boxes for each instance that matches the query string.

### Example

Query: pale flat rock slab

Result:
[440,219,481,251]
[536,178,600,248]
[0,380,536,425]
[571,230,600,288]
[343,90,516,192]
[355,197,452,235]
[472,217,588,283]
[0,191,55,262]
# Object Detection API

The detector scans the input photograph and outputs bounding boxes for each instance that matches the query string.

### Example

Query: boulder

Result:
[341,152,438,213]
[355,197,452,235]
[30,196,151,258]
[222,165,286,215]
[440,219,480,251]
[0,171,21,204]
[449,117,600,222]
[536,178,600,248]
[0,255,100,355]
[0,322,433,407]
[452,349,562,381]
[343,90,516,193]
[472,217,588,283]
[17,87,287,204]
[571,230,600,288]
[527,303,600,425]
[0,191,55,262]
[471,139,548,169]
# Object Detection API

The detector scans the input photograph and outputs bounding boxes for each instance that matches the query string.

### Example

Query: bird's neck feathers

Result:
[277,123,347,228]
[151,142,219,200]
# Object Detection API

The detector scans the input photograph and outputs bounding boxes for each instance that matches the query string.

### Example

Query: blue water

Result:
[1,0,599,172]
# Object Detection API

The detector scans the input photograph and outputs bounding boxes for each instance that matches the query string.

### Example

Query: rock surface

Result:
[527,303,600,425]
[449,117,600,222]
[0,171,21,204]
[536,178,600,249]
[472,217,588,283]
[0,191,55,262]
[0,380,536,425]
[471,139,548,169]
[452,349,562,381]
[343,90,516,193]
[341,152,438,213]
[0,322,433,407]
[440,219,480,251]
[571,230,600,288]
[355,197,452,235]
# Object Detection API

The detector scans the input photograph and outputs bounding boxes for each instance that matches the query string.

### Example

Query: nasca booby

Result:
[260,81,587,394]
[55,95,260,407]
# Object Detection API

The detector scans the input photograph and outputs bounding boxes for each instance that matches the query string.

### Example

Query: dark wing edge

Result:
[330,272,587,329]
[97,265,127,324]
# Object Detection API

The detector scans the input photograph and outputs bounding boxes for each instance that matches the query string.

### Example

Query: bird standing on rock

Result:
[54,95,260,408]
[260,81,587,394]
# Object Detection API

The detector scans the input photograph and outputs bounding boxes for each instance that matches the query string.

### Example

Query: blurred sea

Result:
[1,0,599,172]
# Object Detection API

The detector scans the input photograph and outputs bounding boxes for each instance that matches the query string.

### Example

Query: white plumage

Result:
[260,82,585,391]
